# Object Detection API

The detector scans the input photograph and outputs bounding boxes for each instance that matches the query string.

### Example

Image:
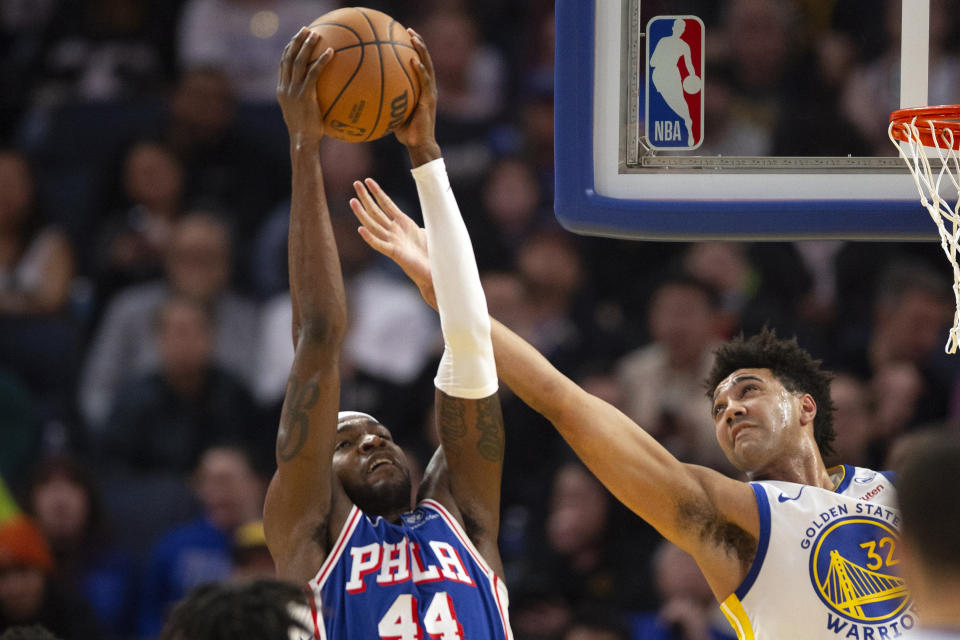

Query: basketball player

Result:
[267,28,512,638]
[351,181,917,639]
[896,432,960,639]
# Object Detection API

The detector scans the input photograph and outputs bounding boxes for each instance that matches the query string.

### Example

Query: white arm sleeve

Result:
[411,158,498,399]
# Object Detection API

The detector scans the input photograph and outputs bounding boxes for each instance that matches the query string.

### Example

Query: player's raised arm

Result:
[263,28,344,583]
[350,180,759,599]
[351,30,506,575]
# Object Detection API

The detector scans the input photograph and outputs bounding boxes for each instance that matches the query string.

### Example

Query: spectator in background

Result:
[632,541,736,640]
[0,478,100,640]
[615,274,733,473]
[521,461,657,615]
[825,373,875,469]
[470,155,548,273]
[707,0,800,157]
[94,140,185,302]
[101,294,261,474]
[0,0,58,140]
[26,457,136,639]
[842,0,960,156]
[79,211,259,435]
[835,262,954,446]
[24,0,179,107]
[228,520,274,583]
[413,6,506,190]
[254,144,438,434]
[511,228,597,374]
[250,136,381,299]
[0,369,41,484]
[138,444,265,637]
[563,608,631,640]
[681,242,812,341]
[148,67,285,240]
[177,0,331,104]
[895,431,960,639]
[0,149,74,316]
[0,148,77,418]
[417,7,506,124]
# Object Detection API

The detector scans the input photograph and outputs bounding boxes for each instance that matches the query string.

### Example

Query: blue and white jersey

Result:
[301,499,512,640]
[720,465,918,640]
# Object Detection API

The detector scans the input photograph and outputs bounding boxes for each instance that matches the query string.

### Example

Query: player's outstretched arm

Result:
[357,31,506,575]
[264,28,345,584]
[350,184,758,598]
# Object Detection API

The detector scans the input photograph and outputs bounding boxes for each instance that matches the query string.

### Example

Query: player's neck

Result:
[751,440,832,489]
[915,579,960,628]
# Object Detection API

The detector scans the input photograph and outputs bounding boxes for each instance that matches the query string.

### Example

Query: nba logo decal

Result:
[645,16,704,149]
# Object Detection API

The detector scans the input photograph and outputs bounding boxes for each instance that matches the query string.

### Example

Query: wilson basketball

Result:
[307,7,421,142]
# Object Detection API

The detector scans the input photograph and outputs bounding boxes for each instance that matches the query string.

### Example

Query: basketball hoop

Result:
[889,105,960,354]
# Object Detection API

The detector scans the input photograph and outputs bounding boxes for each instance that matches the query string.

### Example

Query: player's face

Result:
[711,368,806,474]
[332,418,412,516]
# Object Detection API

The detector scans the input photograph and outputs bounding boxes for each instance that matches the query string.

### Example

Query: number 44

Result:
[378,592,465,640]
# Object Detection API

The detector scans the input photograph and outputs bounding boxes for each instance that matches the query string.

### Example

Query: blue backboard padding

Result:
[553,0,934,240]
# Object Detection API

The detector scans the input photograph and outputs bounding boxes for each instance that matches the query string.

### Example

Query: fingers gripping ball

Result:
[308,7,421,142]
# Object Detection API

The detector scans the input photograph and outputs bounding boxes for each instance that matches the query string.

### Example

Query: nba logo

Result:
[645,16,704,150]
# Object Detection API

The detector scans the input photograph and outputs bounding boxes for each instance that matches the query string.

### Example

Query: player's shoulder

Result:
[832,464,897,502]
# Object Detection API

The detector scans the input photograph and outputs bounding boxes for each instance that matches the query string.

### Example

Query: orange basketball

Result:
[307,7,421,142]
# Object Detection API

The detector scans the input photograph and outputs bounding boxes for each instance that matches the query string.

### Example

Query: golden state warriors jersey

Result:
[720,465,918,640]
[299,500,512,640]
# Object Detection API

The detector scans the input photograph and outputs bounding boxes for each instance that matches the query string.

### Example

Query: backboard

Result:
[554,0,960,240]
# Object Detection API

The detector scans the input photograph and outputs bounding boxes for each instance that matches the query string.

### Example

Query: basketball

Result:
[307,7,421,142]
[682,74,702,94]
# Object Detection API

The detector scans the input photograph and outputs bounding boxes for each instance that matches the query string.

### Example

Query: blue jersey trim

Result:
[879,470,897,487]
[735,484,771,601]
[833,464,854,495]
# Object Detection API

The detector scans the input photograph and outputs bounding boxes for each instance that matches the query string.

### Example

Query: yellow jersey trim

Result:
[720,593,755,640]
[826,464,846,492]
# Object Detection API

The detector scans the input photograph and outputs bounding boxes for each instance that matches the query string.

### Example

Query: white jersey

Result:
[907,631,960,640]
[720,465,919,640]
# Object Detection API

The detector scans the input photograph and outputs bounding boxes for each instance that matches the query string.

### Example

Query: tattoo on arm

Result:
[474,395,504,463]
[278,377,321,462]
[438,400,466,456]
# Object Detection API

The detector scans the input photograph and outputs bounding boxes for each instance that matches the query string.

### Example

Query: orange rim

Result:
[890,105,960,151]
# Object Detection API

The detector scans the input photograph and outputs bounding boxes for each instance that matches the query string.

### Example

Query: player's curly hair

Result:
[159,580,310,640]
[705,328,836,458]
[0,626,63,640]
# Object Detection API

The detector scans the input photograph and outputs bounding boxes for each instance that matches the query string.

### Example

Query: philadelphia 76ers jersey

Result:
[720,465,919,640]
[300,499,512,640]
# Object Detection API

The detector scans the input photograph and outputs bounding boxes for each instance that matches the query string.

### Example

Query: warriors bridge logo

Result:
[807,510,917,635]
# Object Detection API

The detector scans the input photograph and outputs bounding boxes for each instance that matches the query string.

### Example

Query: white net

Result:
[888,116,960,354]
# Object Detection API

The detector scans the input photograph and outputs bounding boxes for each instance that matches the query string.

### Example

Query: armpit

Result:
[677,497,757,569]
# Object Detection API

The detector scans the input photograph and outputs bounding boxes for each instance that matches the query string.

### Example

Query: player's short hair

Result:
[159,580,309,640]
[706,328,836,458]
[895,431,960,576]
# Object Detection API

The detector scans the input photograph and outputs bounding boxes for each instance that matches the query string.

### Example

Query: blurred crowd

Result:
[1,0,960,639]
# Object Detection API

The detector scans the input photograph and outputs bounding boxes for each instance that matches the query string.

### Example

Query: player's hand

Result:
[393,30,440,164]
[277,27,333,141]
[349,178,437,309]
